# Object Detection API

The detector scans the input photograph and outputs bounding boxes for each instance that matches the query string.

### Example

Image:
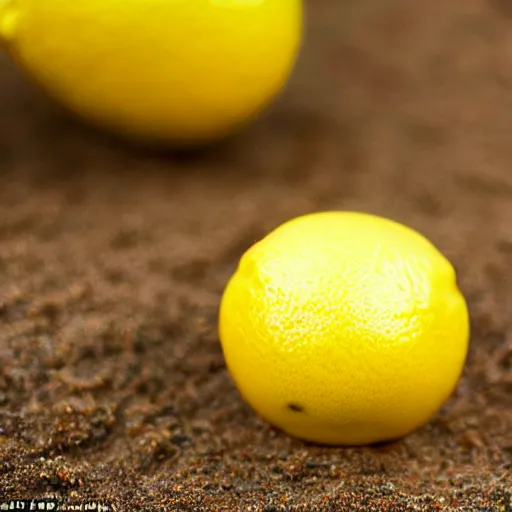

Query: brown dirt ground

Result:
[1,0,512,510]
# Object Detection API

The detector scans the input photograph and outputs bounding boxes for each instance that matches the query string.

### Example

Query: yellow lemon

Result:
[219,211,470,446]
[0,0,301,145]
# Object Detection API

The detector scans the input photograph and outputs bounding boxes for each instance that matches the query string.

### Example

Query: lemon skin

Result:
[218,211,470,446]
[0,0,302,146]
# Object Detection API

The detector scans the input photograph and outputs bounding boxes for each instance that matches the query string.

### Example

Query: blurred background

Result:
[1,0,511,509]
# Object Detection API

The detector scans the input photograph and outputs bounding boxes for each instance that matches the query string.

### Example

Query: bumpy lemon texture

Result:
[0,0,301,145]
[219,211,470,445]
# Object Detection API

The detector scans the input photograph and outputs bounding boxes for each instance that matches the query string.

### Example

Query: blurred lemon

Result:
[219,211,470,445]
[0,0,301,145]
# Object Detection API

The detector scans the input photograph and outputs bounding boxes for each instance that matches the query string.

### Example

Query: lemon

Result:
[218,211,470,446]
[0,0,301,145]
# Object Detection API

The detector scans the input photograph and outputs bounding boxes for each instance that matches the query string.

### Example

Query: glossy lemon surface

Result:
[0,0,302,144]
[219,211,470,445]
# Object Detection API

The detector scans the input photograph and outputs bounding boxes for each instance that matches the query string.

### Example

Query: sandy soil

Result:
[1,0,512,510]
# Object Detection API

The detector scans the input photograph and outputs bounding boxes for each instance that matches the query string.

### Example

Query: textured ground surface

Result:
[1,0,512,510]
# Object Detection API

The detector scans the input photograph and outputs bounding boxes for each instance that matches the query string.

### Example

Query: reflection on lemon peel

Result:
[0,0,20,42]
